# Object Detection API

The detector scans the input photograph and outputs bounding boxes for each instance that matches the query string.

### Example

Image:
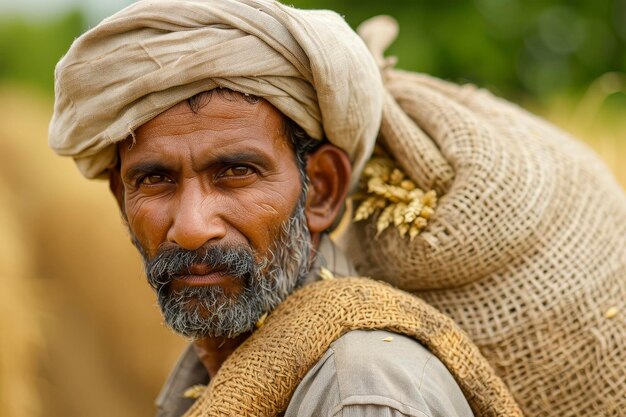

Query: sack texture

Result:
[341,20,626,416]
[184,278,522,417]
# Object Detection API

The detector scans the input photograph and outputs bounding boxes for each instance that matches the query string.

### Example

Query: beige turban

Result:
[49,0,383,188]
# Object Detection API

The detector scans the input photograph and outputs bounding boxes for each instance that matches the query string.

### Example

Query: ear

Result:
[304,144,352,236]
[108,168,126,218]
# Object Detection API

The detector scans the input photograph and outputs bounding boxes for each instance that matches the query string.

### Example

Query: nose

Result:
[166,183,227,250]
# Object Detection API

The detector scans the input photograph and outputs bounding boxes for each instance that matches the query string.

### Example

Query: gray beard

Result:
[133,193,313,339]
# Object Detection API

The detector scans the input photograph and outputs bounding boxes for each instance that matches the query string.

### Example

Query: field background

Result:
[1,1,624,417]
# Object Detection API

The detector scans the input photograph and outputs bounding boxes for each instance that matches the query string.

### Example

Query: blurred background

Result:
[1,1,624,416]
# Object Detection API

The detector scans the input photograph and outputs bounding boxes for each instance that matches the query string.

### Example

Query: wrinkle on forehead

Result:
[118,93,295,168]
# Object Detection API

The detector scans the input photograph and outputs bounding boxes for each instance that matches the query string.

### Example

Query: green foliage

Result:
[0,10,85,94]
[0,1,624,101]
[288,0,626,101]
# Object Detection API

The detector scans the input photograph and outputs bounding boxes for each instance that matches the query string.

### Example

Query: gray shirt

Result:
[285,329,473,417]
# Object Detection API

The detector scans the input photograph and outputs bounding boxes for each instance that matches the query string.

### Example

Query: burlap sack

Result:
[185,278,523,417]
[339,17,626,417]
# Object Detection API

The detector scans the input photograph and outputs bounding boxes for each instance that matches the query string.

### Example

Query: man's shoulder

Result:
[330,328,434,379]
[285,329,473,417]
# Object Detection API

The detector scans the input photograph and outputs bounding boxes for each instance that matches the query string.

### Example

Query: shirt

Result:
[285,329,473,417]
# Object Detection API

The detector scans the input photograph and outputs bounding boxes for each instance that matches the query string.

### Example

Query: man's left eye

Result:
[221,166,253,177]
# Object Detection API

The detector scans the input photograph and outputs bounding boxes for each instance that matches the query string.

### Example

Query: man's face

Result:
[117,93,312,339]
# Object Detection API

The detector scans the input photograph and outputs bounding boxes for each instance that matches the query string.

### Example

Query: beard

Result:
[132,192,314,339]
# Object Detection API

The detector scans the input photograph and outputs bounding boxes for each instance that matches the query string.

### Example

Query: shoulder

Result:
[285,330,473,417]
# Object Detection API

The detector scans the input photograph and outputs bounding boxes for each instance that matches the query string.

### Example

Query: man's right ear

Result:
[108,168,126,216]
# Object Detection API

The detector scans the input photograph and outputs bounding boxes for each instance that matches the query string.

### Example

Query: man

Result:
[111,88,474,417]
[57,0,626,416]
[49,1,484,416]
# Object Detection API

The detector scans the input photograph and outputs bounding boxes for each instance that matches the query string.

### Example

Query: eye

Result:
[220,166,254,177]
[138,174,173,186]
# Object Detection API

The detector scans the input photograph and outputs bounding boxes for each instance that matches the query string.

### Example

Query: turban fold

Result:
[49,0,383,188]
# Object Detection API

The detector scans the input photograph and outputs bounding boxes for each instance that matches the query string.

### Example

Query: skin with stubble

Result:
[109,91,351,376]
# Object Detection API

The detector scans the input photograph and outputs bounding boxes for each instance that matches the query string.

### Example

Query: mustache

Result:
[144,245,258,289]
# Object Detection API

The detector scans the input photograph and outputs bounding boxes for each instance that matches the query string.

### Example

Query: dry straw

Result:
[353,149,438,240]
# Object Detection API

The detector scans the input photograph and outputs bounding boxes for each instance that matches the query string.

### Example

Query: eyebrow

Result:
[122,151,275,182]
[193,151,272,172]
[123,162,173,182]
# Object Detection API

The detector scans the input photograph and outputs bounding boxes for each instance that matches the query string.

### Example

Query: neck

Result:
[193,332,251,378]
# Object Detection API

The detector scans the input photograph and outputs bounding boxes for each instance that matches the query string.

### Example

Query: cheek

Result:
[126,197,171,255]
[227,183,302,251]
[123,176,303,256]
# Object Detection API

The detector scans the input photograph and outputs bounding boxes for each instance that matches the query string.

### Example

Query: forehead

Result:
[119,93,291,160]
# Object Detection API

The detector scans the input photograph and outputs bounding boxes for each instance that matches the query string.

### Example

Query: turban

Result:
[49,0,383,188]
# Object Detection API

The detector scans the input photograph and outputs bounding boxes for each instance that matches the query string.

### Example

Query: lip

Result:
[170,270,230,289]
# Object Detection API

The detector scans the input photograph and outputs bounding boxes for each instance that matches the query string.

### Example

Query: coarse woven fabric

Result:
[48,0,383,189]
[339,16,626,417]
[183,278,523,417]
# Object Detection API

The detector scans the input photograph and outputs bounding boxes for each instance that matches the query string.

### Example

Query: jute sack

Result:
[184,278,523,417]
[340,17,626,417]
